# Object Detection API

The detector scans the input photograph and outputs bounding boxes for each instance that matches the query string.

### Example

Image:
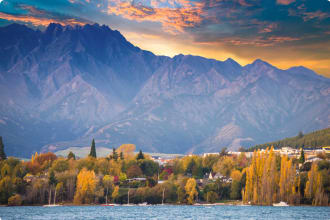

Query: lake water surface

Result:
[0,205,329,219]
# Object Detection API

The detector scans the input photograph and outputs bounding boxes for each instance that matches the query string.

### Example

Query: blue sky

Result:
[0,0,329,76]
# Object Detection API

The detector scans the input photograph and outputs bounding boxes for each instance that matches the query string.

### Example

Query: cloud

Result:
[224,35,300,47]
[107,0,205,33]
[276,0,295,5]
[0,5,90,26]
[302,10,330,21]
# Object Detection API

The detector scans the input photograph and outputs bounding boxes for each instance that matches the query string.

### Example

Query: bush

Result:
[8,194,22,206]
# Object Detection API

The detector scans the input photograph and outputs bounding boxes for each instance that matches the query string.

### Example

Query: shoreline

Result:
[1,201,321,207]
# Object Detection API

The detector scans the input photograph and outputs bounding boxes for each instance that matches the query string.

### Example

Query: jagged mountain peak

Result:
[0,23,329,156]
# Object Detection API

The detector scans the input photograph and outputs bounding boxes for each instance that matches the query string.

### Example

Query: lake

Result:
[0,205,329,219]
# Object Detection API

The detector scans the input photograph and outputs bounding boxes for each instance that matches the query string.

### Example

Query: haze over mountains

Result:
[0,23,329,157]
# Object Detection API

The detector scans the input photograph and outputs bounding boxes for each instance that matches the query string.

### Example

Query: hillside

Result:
[0,23,329,156]
[248,128,330,151]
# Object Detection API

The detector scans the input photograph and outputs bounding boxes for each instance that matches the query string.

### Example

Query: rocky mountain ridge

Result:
[0,23,329,156]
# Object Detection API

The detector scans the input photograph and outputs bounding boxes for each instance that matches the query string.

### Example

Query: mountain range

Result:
[0,23,329,157]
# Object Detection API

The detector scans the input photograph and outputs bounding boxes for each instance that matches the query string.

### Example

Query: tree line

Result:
[248,128,330,151]
[0,137,329,206]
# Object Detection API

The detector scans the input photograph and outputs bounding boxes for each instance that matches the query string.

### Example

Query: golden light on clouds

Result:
[0,12,88,26]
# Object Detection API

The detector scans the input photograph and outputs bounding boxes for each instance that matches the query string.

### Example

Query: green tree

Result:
[89,139,97,158]
[49,170,57,186]
[111,148,118,161]
[206,191,218,203]
[67,151,76,160]
[0,136,7,160]
[299,149,305,164]
[120,152,124,160]
[137,150,145,160]
[220,147,228,157]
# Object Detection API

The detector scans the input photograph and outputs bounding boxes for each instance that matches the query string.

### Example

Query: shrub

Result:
[8,194,22,206]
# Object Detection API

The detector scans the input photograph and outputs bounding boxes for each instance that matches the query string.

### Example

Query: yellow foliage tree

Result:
[117,144,136,159]
[112,186,119,202]
[305,162,328,205]
[185,178,198,205]
[73,168,97,204]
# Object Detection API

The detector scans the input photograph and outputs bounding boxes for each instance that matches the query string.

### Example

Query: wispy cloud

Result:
[276,0,295,5]
[107,0,205,33]
[0,4,89,26]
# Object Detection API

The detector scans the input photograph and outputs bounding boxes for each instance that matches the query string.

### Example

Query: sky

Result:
[0,0,329,77]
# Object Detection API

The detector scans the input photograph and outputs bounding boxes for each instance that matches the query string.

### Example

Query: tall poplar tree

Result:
[89,139,97,158]
[0,136,7,160]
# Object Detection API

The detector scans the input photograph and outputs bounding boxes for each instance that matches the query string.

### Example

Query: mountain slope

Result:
[248,127,330,151]
[0,23,329,156]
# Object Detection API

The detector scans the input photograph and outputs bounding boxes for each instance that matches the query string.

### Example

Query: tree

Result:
[206,191,218,203]
[89,139,97,158]
[230,170,242,200]
[220,147,228,157]
[49,170,57,186]
[103,175,114,204]
[139,160,159,177]
[298,131,304,138]
[67,151,76,160]
[111,148,118,161]
[74,168,97,204]
[299,149,305,164]
[8,194,22,206]
[137,150,145,160]
[120,152,124,160]
[127,165,142,178]
[185,178,198,205]
[48,170,57,205]
[117,144,136,158]
[0,136,7,160]
[55,182,64,203]
[212,156,234,177]
[112,186,119,202]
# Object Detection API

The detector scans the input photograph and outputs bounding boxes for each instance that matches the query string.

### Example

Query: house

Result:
[209,172,232,183]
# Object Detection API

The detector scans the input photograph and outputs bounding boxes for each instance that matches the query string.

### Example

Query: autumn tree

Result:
[117,144,136,159]
[74,168,97,204]
[89,139,97,158]
[213,156,234,177]
[112,186,119,202]
[305,163,328,205]
[127,164,143,178]
[230,170,242,200]
[243,148,279,205]
[185,178,198,205]
[103,175,114,204]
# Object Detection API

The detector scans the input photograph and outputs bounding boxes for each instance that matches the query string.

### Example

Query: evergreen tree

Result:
[67,151,76,160]
[49,170,57,186]
[89,139,97,158]
[299,149,305,164]
[112,148,118,161]
[136,150,144,160]
[120,152,124,160]
[0,136,6,160]
[220,147,228,157]
[298,131,304,138]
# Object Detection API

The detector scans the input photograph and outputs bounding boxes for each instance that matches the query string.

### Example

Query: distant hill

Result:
[247,128,330,151]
